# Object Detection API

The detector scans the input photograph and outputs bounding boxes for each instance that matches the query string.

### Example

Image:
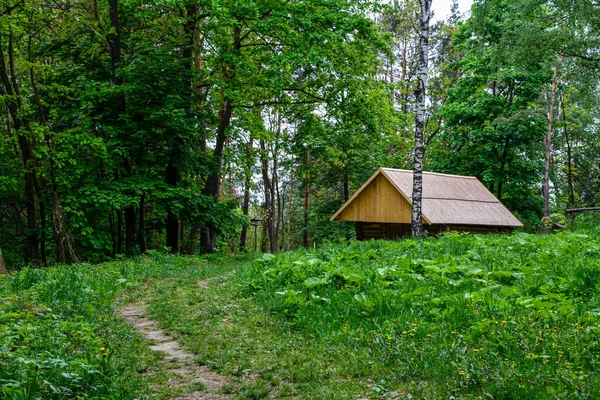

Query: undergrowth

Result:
[3,231,600,399]
[238,231,600,398]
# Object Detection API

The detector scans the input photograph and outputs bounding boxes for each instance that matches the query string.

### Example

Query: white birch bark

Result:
[411,0,432,237]
[543,55,562,221]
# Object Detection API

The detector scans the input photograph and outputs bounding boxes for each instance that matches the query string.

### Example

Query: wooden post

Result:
[254,224,258,252]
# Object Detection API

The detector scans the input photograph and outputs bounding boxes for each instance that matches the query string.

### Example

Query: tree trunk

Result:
[303,150,310,248]
[200,23,241,254]
[497,138,509,201]
[125,207,135,255]
[239,137,254,250]
[343,167,349,202]
[166,160,179,252]
[286,177,294,251]
[138,193,147,252]
[184,226,201,255]
[272,117,281,252]
[29,62,47,265]
[411,0,431,238]
[116,209,123,254]
[0,34,40,263]
[260,139,277,253]
[52,189,67,264]
[0,246,7,274]
[561,93,575,209]
[543,55,562,219]
[164,4,202,253]
[108,0,138,253]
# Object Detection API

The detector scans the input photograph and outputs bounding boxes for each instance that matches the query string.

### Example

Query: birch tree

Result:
[411,0,432,237]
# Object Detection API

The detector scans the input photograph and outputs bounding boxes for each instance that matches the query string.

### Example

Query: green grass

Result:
[142,230,600,399]
[0,253,250,399]
[3,231,600,399]
[234,231,600,398]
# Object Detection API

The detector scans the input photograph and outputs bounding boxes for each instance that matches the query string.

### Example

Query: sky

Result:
[431,0,473,21]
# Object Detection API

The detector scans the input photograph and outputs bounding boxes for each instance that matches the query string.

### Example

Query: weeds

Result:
[239,231,600,398]
[3,232,600,399]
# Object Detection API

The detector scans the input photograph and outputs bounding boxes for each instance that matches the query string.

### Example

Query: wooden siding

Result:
[356,222,514,240]
[337,174,413,223]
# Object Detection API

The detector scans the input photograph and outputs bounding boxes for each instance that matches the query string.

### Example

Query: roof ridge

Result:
[407,197,501,204]
[380,167,477,180]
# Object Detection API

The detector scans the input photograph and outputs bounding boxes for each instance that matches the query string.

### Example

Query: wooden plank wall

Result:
[338,174,412,223]
[356,223,514,240]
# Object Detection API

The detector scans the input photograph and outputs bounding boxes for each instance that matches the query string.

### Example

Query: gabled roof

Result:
[331,168,523,227]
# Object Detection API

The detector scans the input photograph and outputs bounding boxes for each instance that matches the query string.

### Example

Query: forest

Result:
[1,0,599,268]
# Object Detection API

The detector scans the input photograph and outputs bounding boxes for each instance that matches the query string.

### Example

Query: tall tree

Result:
[411,0,432,237]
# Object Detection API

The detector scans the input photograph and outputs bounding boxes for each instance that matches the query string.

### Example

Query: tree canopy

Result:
[1,0,599,267]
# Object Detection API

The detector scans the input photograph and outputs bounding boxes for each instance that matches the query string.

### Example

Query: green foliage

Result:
[239,232,600,397]
[0,254,245,398]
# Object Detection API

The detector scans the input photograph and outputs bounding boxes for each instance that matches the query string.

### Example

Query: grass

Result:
[143,230,600,399]
[3,231,600,399]
[0,252,250,399]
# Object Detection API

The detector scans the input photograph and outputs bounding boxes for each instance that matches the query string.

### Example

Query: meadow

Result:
[2,231,600,399]
[235,231,600,398]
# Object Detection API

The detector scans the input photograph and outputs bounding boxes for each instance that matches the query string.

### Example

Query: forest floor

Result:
[3,230,600,399]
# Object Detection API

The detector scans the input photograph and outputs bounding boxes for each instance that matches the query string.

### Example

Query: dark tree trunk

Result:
[108,0,139,253]
[166,161,179,252]
[138,194,146,252]
[110,210,116,255]
[260,139,277,253]
[239,184,251,249]
[239,137,254,250]
[200,23,241,254]
[497,138,509,201]
[286,177,294,250]
[0,246,6,274]
[116,209,123,254]
[53,189,67,264]
[125,206,136,255]
[201,227,216,254]
[29,54,47,265]
[411,0,431,238]
[0,34,39,263]
[343,168,349,202]
[303,150,310,248]
[184,226,201,255]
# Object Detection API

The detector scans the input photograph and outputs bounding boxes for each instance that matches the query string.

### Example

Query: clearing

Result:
[2,231,600,399]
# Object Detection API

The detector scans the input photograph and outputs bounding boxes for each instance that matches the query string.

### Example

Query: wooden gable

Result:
[334,172,414,223]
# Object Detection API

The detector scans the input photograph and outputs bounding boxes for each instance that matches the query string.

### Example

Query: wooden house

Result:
[330,168,522,240]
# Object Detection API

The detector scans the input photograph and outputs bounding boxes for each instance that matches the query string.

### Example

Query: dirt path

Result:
[120,281,231,400]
